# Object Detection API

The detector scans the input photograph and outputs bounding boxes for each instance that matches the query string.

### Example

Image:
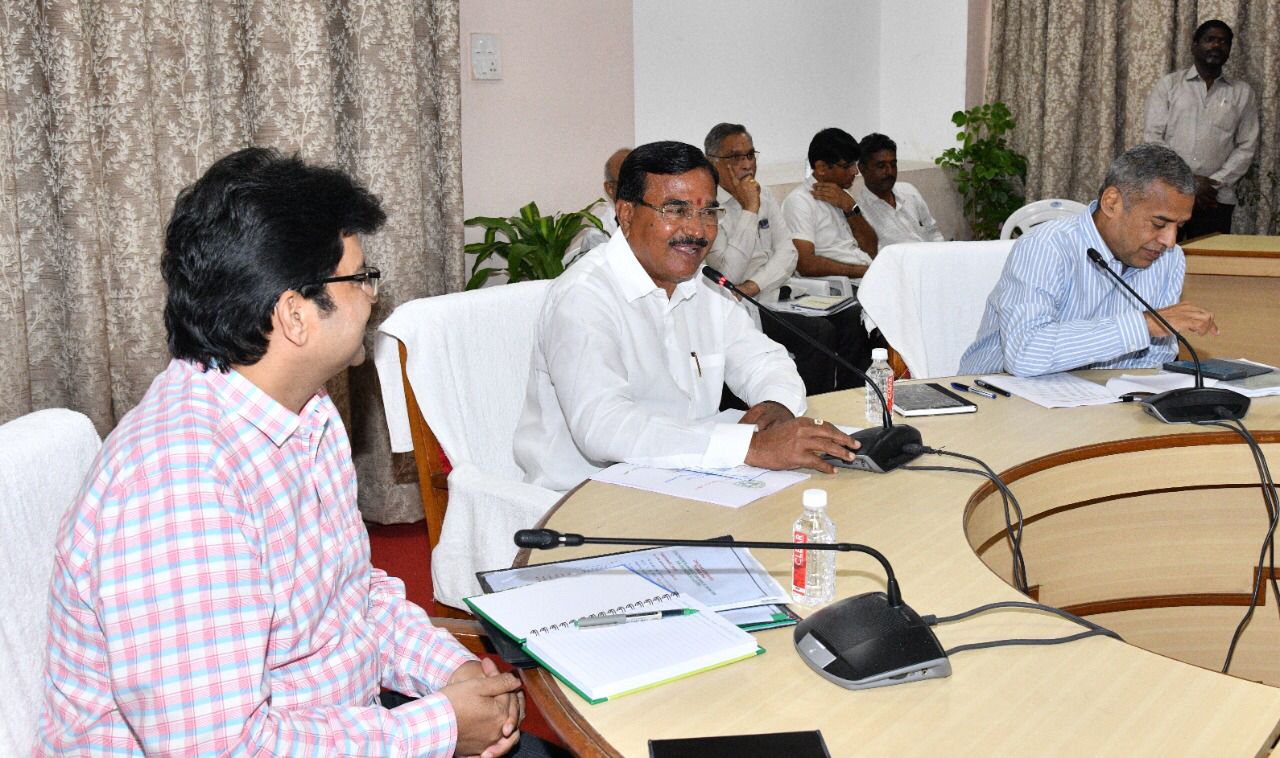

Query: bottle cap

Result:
[871,347,888,361]
[802,488,828,509]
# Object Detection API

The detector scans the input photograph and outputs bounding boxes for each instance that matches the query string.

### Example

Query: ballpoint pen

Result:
[575,608,699,628]
[973,379,1012,397]
[950,381,997,400]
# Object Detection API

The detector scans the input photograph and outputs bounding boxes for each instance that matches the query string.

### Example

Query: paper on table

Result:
[1106,373,1203,395]
[1220,360,1280,398]
[591,462,809,508]
[480,543,790,611]
[978,373,1119,408]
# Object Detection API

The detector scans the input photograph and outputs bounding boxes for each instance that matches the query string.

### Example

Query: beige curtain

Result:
[987,0,1279,234]
[0,0,463,523]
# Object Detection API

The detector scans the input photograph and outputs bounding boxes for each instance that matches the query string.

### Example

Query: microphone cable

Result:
[1193,416,1280,674]
[922,600,1121,656]
[902,445,1030,594]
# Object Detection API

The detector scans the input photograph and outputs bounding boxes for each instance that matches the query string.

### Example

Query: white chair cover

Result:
[0,409,100,755]
[859,240,1015,379]
[373,281,560,608]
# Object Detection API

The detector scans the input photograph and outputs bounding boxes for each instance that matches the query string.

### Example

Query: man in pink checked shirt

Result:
[38,148,529,757]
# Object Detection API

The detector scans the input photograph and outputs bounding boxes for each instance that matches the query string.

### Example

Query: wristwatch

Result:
[844,204,862,218]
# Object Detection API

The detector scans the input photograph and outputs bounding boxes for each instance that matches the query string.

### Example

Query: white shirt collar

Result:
[604,230,700,304]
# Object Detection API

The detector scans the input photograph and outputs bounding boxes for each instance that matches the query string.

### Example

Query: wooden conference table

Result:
[515,374,1280,756]
[1180,233,1280,368]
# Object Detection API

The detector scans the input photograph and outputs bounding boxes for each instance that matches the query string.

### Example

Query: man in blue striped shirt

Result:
[959,143,1218,377]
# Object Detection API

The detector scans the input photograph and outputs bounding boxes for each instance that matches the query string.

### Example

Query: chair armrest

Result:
[430,616,492,656]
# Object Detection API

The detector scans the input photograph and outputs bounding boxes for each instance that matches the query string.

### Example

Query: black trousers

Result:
[762,306,876,395]
[1180,202,1234,242]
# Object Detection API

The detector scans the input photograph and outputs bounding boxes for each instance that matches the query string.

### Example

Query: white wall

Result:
[879,1,970,161]
[459,1,634,226]
[633,1,881,185]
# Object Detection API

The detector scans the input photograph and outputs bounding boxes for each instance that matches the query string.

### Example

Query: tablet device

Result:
[1162,359,1273,382]
[891,382,978,417]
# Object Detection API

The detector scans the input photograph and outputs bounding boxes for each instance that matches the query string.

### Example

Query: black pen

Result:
[951,381,997,399]
[974,379,1012,397]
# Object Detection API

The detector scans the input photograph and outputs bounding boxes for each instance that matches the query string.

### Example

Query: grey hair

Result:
[703,123,749,157]
[1099,143,1195,203]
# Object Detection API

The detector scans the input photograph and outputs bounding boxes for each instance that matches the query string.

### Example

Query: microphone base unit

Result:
[824,425,924,474]
[793,592,951,690]
[1140,387,1250,424]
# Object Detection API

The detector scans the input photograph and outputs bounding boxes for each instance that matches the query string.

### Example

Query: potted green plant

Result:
[935,102,1028,240]
[464,201,604,289]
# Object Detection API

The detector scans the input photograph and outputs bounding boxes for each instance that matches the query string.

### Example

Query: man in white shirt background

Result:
[1143,18,1259,240]
[704,122,870,394]
[782,127,880,279]
[856,132,945,248]
[515,141,856,492]
[566,147,630,266]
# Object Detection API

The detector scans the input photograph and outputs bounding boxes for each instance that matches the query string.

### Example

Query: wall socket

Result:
[470,33,502,80]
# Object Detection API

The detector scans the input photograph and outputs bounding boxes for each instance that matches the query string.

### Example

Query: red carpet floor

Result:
[364,520,563,748]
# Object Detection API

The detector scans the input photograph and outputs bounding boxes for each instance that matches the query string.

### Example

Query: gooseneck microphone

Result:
[1084,248,1248,423]
[701,266,922,473]
[513,528,950,689]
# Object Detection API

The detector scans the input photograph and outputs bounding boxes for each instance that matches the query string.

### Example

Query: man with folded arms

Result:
[959,143,1218,378]
[856,132,945,247]
[516,141,856,492]
[40,148,525,757]
[704,122,867,394]
[782,127,880,279]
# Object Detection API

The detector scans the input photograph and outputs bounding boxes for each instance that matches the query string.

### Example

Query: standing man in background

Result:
[1143,18,1258,239]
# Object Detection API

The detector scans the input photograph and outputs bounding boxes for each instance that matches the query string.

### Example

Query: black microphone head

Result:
[513,529,561,549]
[1086,248,1105,266]
[700,266,728,287]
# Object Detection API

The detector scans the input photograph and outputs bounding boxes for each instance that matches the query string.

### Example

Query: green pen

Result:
[575,608,699,629]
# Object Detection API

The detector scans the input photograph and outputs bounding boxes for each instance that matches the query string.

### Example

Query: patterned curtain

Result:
[987,0,1280,234]
[0,0,463,523]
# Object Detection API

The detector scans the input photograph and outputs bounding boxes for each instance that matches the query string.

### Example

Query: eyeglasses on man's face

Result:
[312,265,381,301]
[709,149,760,164]
[634,200,726,228]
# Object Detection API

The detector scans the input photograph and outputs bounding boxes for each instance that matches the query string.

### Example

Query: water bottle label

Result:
[885,375,893,411]
[792,530,809,594]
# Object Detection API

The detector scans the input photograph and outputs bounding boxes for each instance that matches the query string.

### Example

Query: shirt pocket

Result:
[692,352,727,398]
[1209,97,1238,133]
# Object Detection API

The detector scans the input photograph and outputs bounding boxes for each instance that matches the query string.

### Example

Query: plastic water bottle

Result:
[792,488,836,606]
[865,347,894,424]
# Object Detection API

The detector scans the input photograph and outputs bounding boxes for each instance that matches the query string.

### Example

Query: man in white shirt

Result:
[515,141,856,492]
[566,147,630,266]
[856,132,944,248]
[1143,19,1259,239]
[782,127,880,279]
[704,122,868,394]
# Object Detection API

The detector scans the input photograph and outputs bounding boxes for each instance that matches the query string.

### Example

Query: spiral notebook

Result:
[464,570,763,704]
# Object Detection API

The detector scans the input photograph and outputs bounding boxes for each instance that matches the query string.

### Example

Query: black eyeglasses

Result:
[709,150,760,163]
[311,265,381,300]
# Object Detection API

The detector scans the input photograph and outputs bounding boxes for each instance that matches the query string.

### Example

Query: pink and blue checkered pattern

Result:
[38,360,476,756]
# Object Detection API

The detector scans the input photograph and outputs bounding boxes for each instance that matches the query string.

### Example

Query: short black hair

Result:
[1193,19,1233,43]
[704,123,749,156]
[858,133,897,165]
[807,128,860,169]
[162,147,386,370]
[615,141,719,205]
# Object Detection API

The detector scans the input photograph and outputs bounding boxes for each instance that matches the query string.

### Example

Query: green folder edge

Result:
[463,595,767,705]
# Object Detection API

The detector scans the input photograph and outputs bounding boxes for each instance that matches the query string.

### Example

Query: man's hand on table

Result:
[745,417,858,474]
[1146,303,1219,338]
[442,658,525,758]
[740,400,793,431]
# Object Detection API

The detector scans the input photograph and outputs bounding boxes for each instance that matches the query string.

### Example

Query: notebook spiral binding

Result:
[528,592,679,635]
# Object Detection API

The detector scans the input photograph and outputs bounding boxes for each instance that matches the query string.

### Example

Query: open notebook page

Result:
[465,569,678,640]
[525,593,760,701]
